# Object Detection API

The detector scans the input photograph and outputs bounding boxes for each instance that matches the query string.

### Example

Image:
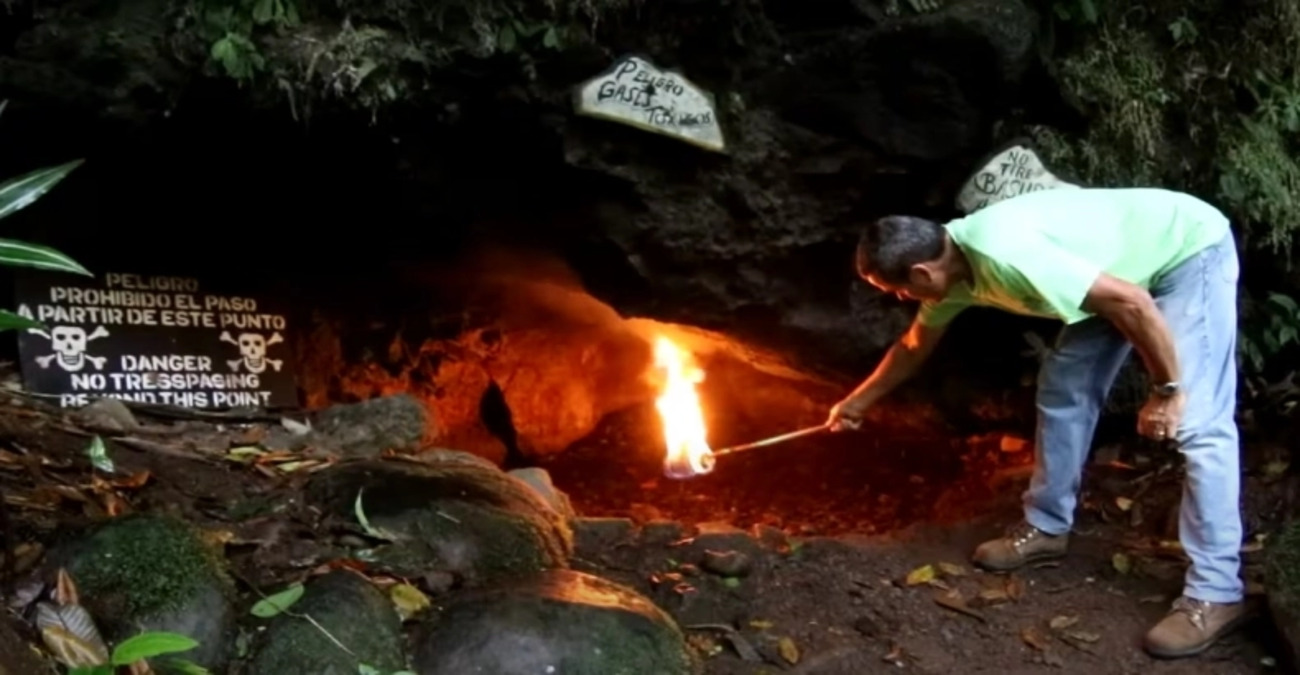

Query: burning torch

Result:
[662,423,834,479]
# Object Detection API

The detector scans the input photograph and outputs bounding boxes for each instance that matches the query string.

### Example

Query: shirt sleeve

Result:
[1003,240,1103,325]
[916,295,972,327]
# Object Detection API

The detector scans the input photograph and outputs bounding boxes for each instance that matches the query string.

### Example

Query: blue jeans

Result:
[1023,232,1243,604]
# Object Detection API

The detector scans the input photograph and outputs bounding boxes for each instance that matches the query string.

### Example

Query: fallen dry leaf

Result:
[749,620,774,630]
[13,542,43,574]
[904,564,936,586]
[1006,576,1026,600]
[934,588,986,623]
[1063,629,1100,643]
[1112,553,1132,575]
[389,583,431,621]
[686,632,723,658]
[111,471,152,489]
[56,568,79,606]
[977,588,1010,604]
[999,435,1030,452]
[1021,626,1050,651]
[777,636,801,664]
[882,644,906,665]
[201,529,235,548]
[1048,615,1079,631]
[1115,497,1133,512]
[938,562,967,577]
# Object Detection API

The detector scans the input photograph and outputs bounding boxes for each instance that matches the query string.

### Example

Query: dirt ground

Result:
[0,392,1290,674]
[548,403,1290,673]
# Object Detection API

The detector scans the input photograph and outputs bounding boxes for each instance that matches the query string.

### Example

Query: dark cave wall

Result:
[0,0,1085,462]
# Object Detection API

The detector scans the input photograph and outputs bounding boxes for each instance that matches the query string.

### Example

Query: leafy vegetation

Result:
[193,0,301,81]
[1030,0,1300,253]
[1239,292,1300,376]
[0,100,91,331]
[67,632,205,675]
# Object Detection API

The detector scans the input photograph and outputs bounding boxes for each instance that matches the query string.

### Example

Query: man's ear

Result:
[908,263,935,286]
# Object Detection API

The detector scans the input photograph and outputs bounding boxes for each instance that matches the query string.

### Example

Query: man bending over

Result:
[829,187,1248,658]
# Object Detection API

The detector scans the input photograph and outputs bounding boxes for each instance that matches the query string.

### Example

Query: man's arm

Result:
[1081,273,1179,383]
[841,317,950,411]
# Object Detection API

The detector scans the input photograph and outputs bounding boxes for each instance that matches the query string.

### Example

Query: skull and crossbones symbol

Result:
[30,325,110,372]
[220,331,284,373]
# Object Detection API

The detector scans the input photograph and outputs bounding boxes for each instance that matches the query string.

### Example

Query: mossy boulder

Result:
[1266,520,1300,669]
[245,571,406,675]
[52,514,236,671]
[413,569,698,675]
[305,458,573,585]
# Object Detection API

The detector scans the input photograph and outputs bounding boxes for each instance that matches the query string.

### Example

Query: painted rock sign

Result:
[13,271,299,410]
[955,142,1080,214]
[575,54,726,153]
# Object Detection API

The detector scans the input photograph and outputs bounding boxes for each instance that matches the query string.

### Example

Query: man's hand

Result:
[827,395,869,432]
[1138,391,1185,442]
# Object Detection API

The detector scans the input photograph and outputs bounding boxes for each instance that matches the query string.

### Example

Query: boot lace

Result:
[1171,596,1210,631]
[1005,522,1043,553]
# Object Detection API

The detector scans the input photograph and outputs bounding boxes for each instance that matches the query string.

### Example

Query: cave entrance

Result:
[529,315,1037,537]
[0,83,1041,541]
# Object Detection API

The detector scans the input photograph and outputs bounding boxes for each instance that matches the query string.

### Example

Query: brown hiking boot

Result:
[1143,596,1251,658]
[971,522,1068,571]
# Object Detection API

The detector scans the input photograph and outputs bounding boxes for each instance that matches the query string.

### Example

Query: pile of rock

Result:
[16,398,699,675]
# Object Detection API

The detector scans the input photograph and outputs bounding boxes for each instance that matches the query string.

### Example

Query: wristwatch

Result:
[1151,381,1180,398]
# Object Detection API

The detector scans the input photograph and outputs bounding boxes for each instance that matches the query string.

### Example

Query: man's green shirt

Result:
[917,187,1231,327]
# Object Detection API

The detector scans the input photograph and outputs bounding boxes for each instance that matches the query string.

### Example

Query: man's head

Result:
[855,215,963,302]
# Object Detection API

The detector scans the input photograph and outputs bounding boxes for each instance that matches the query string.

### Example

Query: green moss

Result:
[376,497,569,580]
[69,514,228,618]
[1267,520,1300,612]
[247,571,405,675]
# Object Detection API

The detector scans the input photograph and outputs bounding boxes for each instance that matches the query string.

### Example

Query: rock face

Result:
[49,514,236,671]
[305,458,573,584]
[413,569,697,675]
[308,393,432,458]
[2,0,1050,374]
[1,0,1054,451]
[246,571,407,675]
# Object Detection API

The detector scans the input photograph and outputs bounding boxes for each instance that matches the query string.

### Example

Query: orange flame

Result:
[653,336,716,478]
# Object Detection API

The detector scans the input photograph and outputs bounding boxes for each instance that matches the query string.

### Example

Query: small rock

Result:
[414,570,697,675]
[751,524,789,550]
[305,458,572,584]
[574,517,636,553]
[641,520,686,545]
[246,571,405,675]
[50,514,236,671]
[72,398,137,434]
[508,467,576,520]
[423,570,456,595]
[700,550,753,578]
[309,394,431,458]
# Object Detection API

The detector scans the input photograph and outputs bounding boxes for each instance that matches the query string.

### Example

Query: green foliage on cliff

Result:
[179,0,634,119]
[1031,0,1300,252]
